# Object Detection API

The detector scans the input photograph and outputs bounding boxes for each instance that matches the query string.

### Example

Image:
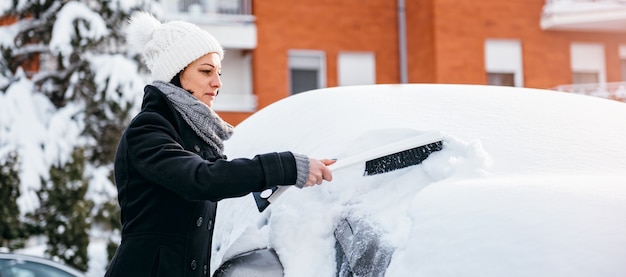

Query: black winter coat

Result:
[105,85,299,277]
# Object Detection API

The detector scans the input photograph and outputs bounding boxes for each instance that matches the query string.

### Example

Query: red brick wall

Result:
[429,0,550,85]
[407,0,437,83]
[221,0,626,125]
[407,0,626,89]
[252,0,399,107]
[223,0,402,125]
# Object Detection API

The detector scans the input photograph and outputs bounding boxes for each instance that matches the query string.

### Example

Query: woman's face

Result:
[180,52,222,107]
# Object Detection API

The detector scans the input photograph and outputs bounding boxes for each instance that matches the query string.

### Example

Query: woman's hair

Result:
[170,72,183,88]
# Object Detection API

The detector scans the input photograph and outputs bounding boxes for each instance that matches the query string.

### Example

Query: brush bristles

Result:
[364,141,443,176]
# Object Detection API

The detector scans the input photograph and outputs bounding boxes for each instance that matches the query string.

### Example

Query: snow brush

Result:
[253,131,444,212]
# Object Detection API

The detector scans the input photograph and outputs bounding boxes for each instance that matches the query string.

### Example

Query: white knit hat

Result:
[126,12,224,82]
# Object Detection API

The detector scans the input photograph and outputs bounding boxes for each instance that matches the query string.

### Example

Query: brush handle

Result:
[263,158,357,203]
[265,131,443,204]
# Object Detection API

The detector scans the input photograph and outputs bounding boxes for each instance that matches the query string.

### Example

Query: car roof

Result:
[227,84,626,175]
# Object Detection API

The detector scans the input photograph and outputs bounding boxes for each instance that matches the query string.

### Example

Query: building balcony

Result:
[159,0,256,49]
[551,82,626,102]
[541,0,626,32]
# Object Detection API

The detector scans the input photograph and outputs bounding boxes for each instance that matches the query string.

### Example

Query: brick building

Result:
[179,0,622,126]
[10,0,626,125]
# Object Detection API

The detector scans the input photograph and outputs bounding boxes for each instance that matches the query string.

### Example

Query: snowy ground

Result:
[211,84,626,277]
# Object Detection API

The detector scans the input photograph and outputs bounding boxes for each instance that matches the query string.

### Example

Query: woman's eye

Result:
[201,70,211,74]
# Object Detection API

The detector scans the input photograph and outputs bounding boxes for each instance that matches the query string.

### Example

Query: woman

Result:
[105,12,334,277]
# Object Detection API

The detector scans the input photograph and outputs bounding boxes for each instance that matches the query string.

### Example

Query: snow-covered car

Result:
[0,253,85,277]
[210,84,626,277]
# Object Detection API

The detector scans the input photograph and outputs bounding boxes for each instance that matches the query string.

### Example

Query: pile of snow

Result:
[213,84,626,277]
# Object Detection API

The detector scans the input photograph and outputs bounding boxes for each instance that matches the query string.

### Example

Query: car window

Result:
[0,259,77,277]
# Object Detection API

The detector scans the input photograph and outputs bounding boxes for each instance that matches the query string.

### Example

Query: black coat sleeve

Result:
[124,111,298,202]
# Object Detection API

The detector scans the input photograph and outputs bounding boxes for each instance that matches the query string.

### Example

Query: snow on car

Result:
[211,84,626,277]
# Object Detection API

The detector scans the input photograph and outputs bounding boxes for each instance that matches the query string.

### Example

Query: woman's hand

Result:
[305,158,336,187]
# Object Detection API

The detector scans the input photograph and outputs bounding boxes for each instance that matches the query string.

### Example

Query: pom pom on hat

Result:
[126,12,224,82]
[126,12,161,56]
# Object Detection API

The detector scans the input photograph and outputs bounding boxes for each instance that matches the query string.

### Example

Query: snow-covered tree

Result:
[0,0,154,272]
[0,150,27,251]
[1,0,149,162]
[27,147,94,271]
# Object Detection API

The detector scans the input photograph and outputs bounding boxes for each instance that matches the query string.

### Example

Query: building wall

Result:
[7,1,626,126]
[220,0,626,125]
[405,0,626,89]
[431,0,540,87]
[252,0,399,107]
[407,0,437,83]
[221,0,400,125]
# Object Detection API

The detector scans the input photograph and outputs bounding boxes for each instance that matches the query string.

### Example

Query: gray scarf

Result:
[152,81,234,155]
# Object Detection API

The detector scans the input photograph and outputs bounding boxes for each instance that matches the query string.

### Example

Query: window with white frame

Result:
[484,39,523,87]
[289,50,326,94]
[570,43,605,85]
[338,52,376,86]
[210,49,256,112]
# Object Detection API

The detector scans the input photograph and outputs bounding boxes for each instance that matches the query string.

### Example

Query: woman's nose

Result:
[212,75,222,88]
